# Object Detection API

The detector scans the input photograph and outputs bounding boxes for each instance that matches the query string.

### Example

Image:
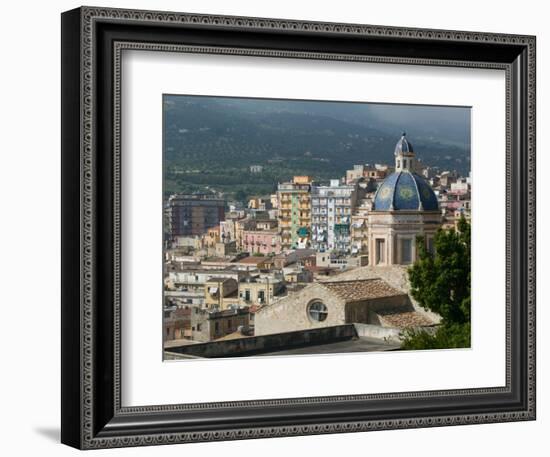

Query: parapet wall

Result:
[166,324,357,358]
[353,323,402,343]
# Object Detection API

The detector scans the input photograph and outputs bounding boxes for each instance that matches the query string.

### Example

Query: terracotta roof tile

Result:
[376,308,434,328]
[238,256,266,264]
[248,304,263,313]
[322,278,404,302]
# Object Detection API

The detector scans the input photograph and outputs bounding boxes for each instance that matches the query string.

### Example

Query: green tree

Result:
[401,215,471,350]
[400,323,471,350]
[234,189,248,204]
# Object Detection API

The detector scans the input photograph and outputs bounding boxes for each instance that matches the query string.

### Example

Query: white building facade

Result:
[310,180,358,254]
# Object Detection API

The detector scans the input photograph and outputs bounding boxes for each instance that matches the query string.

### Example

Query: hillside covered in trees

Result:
[163,95,471,202]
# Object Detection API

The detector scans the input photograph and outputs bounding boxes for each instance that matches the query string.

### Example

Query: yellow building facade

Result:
[277,176,312,250]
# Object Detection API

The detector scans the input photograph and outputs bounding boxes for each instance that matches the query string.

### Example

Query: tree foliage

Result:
[401,323,471,350]
[401,216,471,350]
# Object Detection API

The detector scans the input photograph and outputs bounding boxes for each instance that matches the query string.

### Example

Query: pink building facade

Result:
[242,230,282,255]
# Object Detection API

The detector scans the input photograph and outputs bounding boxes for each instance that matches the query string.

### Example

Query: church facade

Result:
[367,133,441,266]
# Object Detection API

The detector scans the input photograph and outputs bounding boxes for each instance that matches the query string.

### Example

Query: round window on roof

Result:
[308,301,328,322]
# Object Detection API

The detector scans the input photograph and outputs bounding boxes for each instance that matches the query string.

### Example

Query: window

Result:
[308,301,328,322]
[375,238,385,264]
[427,237,435,255]
[401,238,412,264]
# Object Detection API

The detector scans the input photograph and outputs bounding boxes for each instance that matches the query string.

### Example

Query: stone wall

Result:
[255,283,345,335]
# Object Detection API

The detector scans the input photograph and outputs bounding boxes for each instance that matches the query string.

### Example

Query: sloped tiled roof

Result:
[238,256,266,264]
[322,278,404,303]
[376,308,434,328]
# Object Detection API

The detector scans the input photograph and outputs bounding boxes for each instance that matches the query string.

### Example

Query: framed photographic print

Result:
[61,6,536,449]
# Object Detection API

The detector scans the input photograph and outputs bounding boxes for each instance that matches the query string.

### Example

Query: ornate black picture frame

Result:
[61,6,536,449]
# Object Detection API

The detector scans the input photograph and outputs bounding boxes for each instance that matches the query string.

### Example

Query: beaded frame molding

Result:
[61,6,536,450]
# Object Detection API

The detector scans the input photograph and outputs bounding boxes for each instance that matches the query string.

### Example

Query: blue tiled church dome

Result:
[373,171,439,211]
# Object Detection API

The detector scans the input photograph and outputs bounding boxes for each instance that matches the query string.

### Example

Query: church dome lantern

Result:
[394,132,415,172]
[394,131,414,156]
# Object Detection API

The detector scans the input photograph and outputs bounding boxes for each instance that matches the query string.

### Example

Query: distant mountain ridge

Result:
[163,96,470,200]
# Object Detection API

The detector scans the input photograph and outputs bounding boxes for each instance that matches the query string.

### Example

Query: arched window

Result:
[308,301,328,322]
